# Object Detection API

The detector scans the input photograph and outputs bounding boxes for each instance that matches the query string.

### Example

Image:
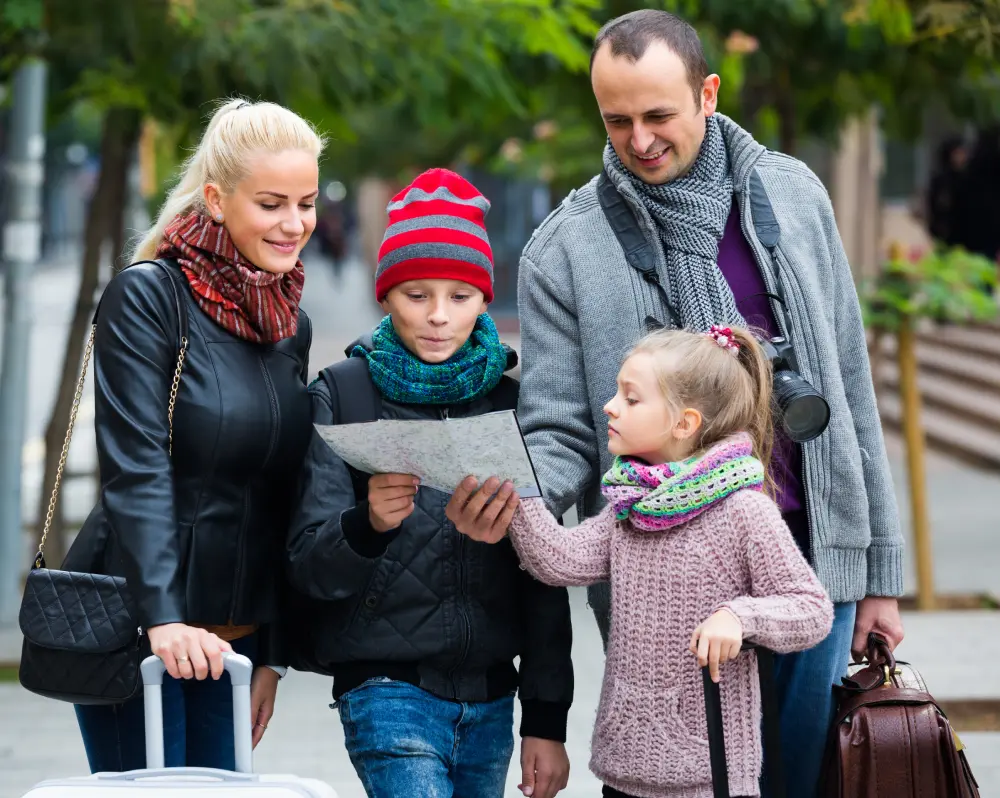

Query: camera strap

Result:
[596,170,680,331]
[597,167,794,336]
[746,171,795,336]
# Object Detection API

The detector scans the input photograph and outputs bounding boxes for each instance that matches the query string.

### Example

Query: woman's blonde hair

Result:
[132,98,326,262]
[629,325,775,483]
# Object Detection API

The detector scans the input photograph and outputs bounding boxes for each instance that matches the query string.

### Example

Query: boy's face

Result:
[381,279,489,364]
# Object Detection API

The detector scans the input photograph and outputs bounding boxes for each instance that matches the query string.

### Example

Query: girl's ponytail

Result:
[729,328,775,486]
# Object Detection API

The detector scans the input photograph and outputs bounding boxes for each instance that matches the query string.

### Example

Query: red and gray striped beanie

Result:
[375,168,494,302]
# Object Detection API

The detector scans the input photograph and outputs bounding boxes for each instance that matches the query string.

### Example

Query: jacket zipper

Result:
[258,357,281,470]
[229,490,250,623]
[737,197,814,559]
[228,357,280,623]
[453,532,472,691]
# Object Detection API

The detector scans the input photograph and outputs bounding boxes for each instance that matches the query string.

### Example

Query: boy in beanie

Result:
[287,169,574,798]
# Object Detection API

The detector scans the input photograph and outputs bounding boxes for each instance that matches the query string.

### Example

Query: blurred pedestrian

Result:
[962,126,1000,264]
[927,136,969,248]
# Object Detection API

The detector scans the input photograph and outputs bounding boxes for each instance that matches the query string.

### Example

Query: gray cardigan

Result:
[516,113,903,607]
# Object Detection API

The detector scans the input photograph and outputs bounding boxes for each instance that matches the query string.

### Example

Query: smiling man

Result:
[512,9,906,797]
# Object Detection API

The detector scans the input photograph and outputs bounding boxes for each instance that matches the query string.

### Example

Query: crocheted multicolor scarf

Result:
[352,313,507,405]
[600,433,765,532]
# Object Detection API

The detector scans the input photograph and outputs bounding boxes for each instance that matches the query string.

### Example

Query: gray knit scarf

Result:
[603,114,746,331]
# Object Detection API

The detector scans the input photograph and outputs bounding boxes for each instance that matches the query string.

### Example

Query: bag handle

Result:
[703,644,785,798]
[35,261,189,568]
[836,632,898,694]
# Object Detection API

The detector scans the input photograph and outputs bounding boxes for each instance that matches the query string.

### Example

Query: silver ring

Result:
[255,722,267,730]
[177,656,189,663]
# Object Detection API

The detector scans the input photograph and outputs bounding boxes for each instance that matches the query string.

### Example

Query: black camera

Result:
[759,336,830,443]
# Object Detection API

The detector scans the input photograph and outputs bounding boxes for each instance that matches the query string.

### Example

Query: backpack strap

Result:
[319,357,382,501]
[596,170,680,331]
[320,356,382,425]
[489,375,520,413]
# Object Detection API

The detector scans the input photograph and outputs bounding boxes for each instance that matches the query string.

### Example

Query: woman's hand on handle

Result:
[147,623,232,681]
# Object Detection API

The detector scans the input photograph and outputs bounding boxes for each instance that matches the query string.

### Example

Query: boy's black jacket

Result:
[285,338,574,742]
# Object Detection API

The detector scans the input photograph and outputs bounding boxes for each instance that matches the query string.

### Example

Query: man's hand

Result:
[445,476,519,544]
[250,666,279,749]
[368,473,419,533]
[519,737,569,798]
[851,596,905,662]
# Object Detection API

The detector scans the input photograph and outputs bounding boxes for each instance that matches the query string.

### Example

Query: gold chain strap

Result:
[36,330,188,564]
[38,326,97,561]
[168,337,188,455]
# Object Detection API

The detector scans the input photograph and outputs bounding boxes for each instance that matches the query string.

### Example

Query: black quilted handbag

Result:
[18,260,188,705]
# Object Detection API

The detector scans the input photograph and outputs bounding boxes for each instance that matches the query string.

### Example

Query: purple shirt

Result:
[716,206,805,514]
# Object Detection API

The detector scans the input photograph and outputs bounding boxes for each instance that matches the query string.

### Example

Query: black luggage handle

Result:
[702,644,785,798]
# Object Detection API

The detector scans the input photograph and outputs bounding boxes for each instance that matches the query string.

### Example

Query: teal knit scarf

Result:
[352,314,508,405]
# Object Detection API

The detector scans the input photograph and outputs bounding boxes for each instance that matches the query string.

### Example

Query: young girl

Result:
[286,169,573,798]
[505,325,834,798]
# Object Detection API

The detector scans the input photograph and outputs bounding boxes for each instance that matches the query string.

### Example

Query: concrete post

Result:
[0,60,48,623]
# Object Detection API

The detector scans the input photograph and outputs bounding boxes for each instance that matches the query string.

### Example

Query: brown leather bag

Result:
[823,633,980,797]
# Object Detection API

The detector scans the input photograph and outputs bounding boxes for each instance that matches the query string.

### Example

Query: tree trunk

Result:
[35,108,140,567]
[897,316,935,610]
[774,68,797,156]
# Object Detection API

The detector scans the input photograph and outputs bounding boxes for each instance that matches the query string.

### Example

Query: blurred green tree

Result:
[0,0,596,565]
[340,0,1000,196]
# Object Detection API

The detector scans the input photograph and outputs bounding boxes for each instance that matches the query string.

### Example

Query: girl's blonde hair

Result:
[132,98,326,262]
[629,325,775,482]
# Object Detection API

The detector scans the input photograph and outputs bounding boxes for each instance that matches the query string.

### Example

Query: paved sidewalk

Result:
[2,592,610,798]
[3,591,998,797]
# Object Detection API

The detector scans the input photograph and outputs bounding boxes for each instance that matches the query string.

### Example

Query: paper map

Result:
[315,410,541,497]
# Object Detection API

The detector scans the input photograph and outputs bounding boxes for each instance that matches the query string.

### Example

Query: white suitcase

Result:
[22,653,338,797]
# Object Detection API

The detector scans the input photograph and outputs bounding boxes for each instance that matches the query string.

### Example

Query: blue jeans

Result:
[766,601,856,798]
[337,679,515,798]
[74,633,259,772]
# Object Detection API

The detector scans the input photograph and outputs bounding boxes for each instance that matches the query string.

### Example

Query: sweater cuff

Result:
[866,543,905,597]
[342,503,398,559]
[519,699,570,742]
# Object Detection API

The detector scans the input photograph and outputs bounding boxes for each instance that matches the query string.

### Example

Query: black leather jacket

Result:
[64,261,312,662]
[287,342,574,740]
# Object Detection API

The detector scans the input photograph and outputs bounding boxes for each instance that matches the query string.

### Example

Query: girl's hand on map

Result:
[445,475,520,544]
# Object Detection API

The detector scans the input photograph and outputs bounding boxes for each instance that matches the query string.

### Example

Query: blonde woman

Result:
[66,99,323,771]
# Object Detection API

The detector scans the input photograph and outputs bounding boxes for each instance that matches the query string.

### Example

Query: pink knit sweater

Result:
[510,491,834,798]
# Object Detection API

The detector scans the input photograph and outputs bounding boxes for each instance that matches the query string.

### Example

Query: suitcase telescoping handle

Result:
[702,644,786,798]
[140,652,255,773]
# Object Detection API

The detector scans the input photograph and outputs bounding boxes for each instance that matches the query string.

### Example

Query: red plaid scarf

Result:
[156,212,304,344]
